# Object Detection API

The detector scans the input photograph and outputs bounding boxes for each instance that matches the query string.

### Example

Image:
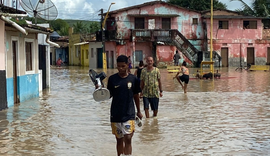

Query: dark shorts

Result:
[179,74,189,84]
[143,97,159,110]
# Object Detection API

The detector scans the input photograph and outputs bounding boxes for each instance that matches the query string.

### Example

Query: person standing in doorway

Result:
[140,56,163,118]
[128,56,132,73]
[173,50,181,66]
[107,55,143,156]
[174,61,189,93]
[134,60,144,98]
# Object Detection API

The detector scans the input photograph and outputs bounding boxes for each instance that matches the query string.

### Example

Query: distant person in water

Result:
[174,61,189,93]
[56,58,63,67]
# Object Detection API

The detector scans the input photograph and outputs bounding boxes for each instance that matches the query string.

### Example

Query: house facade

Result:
[100,1,270,68]
[50,35,69,66]
[99,1,205,68]
[68,28,81,66]
[0,5,57,110]
[88,41,103,69]
[202,10,270,67]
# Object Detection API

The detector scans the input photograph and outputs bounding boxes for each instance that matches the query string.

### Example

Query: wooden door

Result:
[12,41,19,103]
[97,48,103,68]
[267,47,270,64]
[39,45,46,89]
[221,47,228,67]
[247,47,255,65]
[162,18,171,29]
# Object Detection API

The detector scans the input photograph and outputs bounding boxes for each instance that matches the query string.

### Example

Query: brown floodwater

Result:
[1,66,270,156]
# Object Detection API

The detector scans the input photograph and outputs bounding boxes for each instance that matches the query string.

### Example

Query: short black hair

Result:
[139,60,144,67]
[117,55,128,63]
[182,61,187,66]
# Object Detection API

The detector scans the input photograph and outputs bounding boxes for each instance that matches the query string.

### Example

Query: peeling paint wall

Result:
[113,3,203,40]
[205,18,269,66]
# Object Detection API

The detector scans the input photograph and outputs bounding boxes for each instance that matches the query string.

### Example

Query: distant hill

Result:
[63,19,99,27]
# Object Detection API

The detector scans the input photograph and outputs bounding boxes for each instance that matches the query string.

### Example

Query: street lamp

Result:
[101,2,115,70]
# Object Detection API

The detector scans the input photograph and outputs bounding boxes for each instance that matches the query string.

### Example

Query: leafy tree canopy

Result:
[166,0,227,11]
[230,0,270,17]
[49,19,69,32]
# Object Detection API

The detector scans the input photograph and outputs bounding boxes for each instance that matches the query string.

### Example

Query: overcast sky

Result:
[50,0,252,20]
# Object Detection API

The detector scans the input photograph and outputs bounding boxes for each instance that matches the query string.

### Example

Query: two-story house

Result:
[202,9,270,67]
[97,1,203,68]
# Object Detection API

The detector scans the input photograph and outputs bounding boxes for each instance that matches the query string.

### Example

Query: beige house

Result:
[0,5,58,110]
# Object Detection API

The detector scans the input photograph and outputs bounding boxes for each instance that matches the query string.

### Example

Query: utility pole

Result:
[100,8,107,70]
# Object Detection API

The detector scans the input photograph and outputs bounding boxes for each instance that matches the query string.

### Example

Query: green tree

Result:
[87,22,100,34]
[230,0,270,17]
[49,19,69,32]
[73,21,87,34]
[166,0,227,11]
[58,26,69,36]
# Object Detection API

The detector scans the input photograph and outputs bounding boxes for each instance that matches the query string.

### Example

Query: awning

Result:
[128,14,179,17]
[74,42,89,46]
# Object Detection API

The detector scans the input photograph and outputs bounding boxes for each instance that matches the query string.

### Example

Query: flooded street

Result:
[1,66,270,156]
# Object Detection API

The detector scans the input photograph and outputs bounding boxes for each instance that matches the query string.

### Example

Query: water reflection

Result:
[0,66,270,155]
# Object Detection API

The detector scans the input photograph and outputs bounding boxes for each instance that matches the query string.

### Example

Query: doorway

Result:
[97,48,103,68]
[110,51,114,68]
[247,47,255,65]
[221,47,228,67]
[12,41,19,103]
[134,50,143,67]
[39,45,47,90]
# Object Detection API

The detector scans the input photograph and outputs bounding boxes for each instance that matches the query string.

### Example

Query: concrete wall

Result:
[81,44,89,67]
[0,20,7,110]
[69,33,81,65]
[89,42,102,69]
[0,20,5,70]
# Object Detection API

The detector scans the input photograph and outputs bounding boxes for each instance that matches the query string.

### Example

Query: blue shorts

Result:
[143,97,159,111]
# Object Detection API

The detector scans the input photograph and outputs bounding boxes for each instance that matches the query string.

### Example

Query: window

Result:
[262,19,270,29]
[135,18,145,29]
[243,21,257,29]
[86,50,89,59]
[219,21,228,29]
[76,46,80,58]
[162,18,171,29]
[91,48,94,58]
[192,18,198,25]
[135,51,143,62]
[25,42,33,71]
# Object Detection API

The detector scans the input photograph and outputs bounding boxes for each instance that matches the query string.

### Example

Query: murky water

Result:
[1,66,270,156]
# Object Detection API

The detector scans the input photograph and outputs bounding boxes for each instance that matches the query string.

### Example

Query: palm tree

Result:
[73,21,87,34]
[230,0,270,17]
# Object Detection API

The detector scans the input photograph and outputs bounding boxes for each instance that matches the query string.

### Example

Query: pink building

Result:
[202,10,270,67]
[98,1,270,68]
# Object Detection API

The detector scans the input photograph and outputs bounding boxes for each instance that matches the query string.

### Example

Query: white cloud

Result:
[49,0,252,20]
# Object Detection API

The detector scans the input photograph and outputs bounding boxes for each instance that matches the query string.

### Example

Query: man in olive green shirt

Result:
[140,57,163,118]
